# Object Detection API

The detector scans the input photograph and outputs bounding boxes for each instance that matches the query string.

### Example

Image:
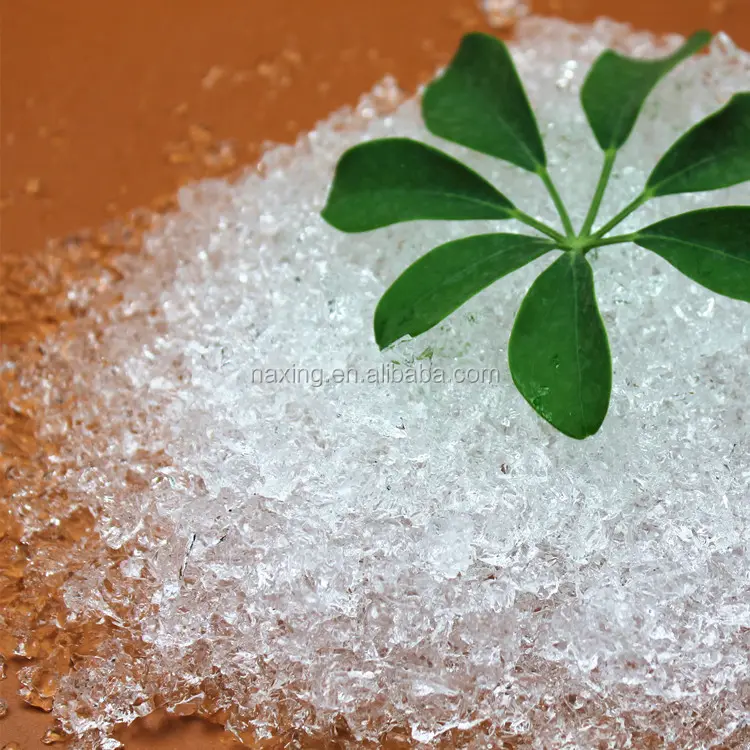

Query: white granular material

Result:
[26,17,750,749]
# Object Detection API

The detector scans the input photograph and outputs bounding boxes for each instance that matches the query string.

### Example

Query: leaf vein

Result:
[638,234,750,267]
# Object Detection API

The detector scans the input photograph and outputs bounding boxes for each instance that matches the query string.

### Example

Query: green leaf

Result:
[509,253,611,439]
[375,234,555,349]
[581,30,711,152]
[422,32,546,172]
[321,138,515,232]
[634,207,750,302]
[647,93,750,196]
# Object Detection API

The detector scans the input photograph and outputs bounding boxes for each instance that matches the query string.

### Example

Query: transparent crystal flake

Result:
[481,0,531,29]
[6,16,750,750]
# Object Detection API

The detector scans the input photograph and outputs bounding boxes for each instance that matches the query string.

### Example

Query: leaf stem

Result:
[593,191,650,239]
[538,167,575,238]
[513,209,566,243]
[580,149,617,237]
[584,232,638,250]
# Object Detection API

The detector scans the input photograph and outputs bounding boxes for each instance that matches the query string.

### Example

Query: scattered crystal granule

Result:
[481,0,530,28]
[5,15,750,750]
[41,725,67,745]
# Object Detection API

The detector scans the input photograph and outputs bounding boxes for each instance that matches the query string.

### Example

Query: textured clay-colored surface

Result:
[1,1,749,748]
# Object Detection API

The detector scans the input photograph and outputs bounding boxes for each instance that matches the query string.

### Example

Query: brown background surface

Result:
[1,1,749,747]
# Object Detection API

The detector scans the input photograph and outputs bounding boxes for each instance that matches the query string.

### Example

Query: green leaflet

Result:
[647,93,750,196]
[374,234,556,350]
[422,32,546,172]
[321,138,515,232]
[581,31,711,152]
[509,253,612,439]
[635,207,750,302]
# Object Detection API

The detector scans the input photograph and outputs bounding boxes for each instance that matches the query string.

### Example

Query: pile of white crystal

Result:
[27,17,750,749]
